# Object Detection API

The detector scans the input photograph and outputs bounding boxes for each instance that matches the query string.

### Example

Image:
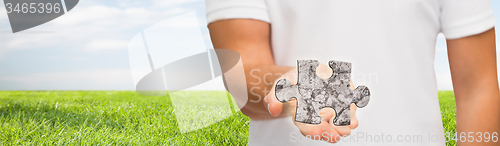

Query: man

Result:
[206,0,500,145]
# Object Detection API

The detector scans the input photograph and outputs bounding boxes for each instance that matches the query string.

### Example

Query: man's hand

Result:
[263,64,358,143]
[209,19,359,143]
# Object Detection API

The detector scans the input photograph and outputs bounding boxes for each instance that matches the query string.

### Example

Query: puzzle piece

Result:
[275,60,370,126]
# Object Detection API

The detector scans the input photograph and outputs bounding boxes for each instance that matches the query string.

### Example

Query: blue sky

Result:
[0,0,498,90]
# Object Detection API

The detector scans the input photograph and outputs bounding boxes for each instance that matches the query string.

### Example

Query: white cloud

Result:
[85,39,128,52]
[497,39,500,51]
[0,1,8,22]
[436,70,453,90]
[0,69,134,90]
[153,0,204,8]
[434,33,452,90]
[435,33,447,53]
[0,0,211,90]
[52,5,122,26]
[435,46,447,53]
[0,1,194,54]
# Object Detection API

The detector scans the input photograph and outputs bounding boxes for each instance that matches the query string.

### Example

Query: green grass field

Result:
[0,91,457,145]
[438,91,457,146]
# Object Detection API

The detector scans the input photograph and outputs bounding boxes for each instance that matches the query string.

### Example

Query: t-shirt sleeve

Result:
[205,0,270,24]
[440,0,496,39]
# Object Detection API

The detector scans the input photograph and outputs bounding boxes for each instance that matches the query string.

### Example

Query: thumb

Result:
[264,83,283,117]
[264,67,298,117]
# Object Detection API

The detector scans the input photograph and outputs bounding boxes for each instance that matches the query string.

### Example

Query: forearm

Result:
[208,19,292,120]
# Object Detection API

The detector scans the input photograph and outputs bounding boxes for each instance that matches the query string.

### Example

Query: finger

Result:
[348,103,359,129]
[320,108,336,123]
[325,107,352,136]
[329,114,352,136]
[319,108,341,143]
[264,68,298,117]
[321,124,340,143]
[263,85,283,117]
[316,64,333,79]
[333,125,351,136]
[292,108,325,137]
[294,122,324,139]
[348,81,359,129]
[284,98,297,116]
[264,82,283,117]
[293,112,341,143]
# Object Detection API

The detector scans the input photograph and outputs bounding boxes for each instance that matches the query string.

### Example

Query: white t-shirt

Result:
[206,0,496,145]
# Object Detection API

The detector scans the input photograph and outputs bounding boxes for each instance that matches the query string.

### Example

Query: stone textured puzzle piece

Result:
[275,60,370,126]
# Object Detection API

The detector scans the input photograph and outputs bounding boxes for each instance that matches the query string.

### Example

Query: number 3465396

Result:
[5,3,62,14]
[445,132,498,143]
